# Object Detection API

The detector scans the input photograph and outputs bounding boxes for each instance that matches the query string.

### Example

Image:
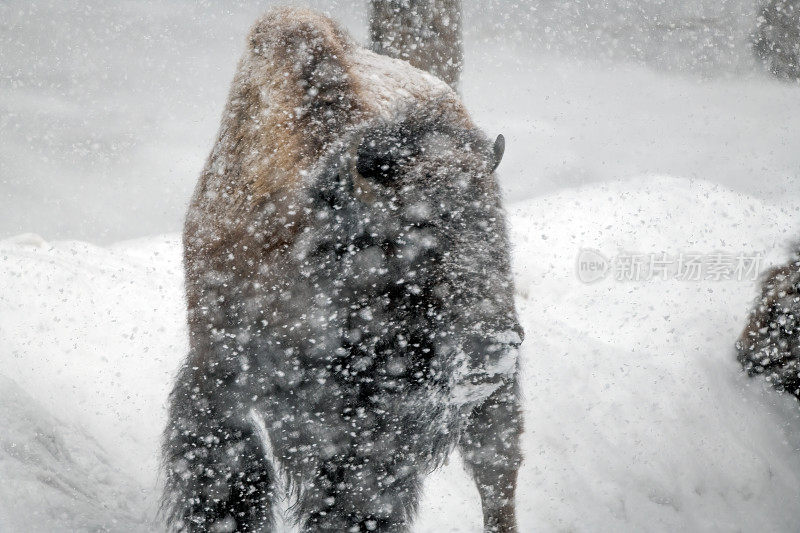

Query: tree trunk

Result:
[369,0,463,90]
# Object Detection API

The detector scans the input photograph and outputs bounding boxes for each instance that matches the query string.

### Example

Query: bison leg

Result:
[459,378,523,533]
[297,452,423,533]
[162,362,275,532]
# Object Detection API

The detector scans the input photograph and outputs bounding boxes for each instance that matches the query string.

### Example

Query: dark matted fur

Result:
[737,246,800,398]
[162,8,523,532]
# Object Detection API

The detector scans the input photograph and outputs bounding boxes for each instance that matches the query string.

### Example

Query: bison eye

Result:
[356,126,416,185]
[356,145,396,185]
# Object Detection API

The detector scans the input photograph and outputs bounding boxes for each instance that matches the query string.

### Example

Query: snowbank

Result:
[0,234,185,530]
[2,176,800,531]
[505,176,800,530]
[0,375,150,531]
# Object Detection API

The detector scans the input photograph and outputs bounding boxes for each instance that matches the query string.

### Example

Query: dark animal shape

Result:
[162,8,523,533]
[737,247,800,398]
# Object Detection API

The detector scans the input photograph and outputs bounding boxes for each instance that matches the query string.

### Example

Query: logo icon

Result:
[576,248,610,283]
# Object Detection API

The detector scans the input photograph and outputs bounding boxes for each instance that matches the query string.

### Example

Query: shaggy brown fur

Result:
[165,8,522,532]
[183,8,466,318]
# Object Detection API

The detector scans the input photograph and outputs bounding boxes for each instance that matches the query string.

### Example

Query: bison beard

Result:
[162,8,523,533]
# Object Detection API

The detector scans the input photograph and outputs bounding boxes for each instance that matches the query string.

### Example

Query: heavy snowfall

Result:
[2,0,800,531]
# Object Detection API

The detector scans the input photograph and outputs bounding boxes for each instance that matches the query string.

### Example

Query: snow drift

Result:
[0,375,150,531]
[2,176,800,531]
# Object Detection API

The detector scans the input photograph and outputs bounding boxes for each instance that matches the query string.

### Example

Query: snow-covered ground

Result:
[3,176,800,531]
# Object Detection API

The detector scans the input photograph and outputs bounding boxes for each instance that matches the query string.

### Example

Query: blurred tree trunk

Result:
[369,0,463,90]
[752,0,800,80]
